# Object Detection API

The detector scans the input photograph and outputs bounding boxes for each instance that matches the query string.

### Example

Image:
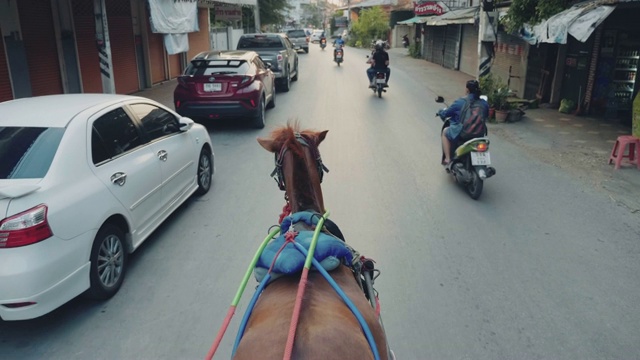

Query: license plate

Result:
[471,151,491,165]
[376,78,385,84]
[204,83,222,92]
[336,54,342,59]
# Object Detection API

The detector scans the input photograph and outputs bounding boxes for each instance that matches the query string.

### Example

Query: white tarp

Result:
[521,3,616,44]
[148,0,199,34]
[164,33,190,55]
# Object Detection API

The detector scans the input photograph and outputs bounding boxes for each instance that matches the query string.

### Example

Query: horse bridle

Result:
[270,132,329,191]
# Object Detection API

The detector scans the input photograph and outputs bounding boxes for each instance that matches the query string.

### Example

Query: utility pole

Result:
[254,0,261,32]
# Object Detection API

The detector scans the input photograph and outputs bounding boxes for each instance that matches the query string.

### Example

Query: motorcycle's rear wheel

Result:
[377,87,382,98]
[466,169,483,200]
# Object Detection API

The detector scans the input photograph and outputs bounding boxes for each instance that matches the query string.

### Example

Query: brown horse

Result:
[232,122,389,360]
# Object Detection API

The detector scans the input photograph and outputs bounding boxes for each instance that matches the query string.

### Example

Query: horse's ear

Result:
[257,137,276,152]
[317,130,328,144]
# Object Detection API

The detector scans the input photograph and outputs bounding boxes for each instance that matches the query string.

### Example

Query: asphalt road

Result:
[2,44,640,360]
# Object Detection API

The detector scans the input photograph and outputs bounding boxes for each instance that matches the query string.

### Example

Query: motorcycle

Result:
[435,95,496,200]
[334,44,344,66]
[366,55,388,98]
[402,35,409,48]
[320,38,327,50]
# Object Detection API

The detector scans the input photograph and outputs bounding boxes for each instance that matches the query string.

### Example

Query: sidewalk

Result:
[388,47,640,213]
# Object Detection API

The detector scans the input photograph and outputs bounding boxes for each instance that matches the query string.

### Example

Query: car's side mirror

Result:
[179,116,194,131]
[435,96,445,103]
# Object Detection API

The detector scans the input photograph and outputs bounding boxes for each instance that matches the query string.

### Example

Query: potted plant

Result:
[493,86,511,123]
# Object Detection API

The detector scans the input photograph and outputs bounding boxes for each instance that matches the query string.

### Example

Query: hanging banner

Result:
[148,0,199,34]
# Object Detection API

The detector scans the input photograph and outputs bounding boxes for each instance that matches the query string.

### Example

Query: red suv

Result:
[174,50,275,129]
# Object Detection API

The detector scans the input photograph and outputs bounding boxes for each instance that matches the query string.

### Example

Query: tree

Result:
[258,0,292,26]
[350,6,390,47]
[502,0,572,34]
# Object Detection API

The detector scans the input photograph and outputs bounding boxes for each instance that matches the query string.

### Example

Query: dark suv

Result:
[286,29,309,53]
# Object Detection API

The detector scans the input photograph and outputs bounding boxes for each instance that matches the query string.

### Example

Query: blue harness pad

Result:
[255,212,352,279]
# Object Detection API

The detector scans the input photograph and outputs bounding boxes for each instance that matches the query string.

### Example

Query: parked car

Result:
[286,29,309,53]
[236,33,299,92]
[310,29,324,43]
[173,50,275,129]
[0,94,214,321]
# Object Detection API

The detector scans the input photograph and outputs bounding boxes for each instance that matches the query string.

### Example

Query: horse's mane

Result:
[269,121,322,211]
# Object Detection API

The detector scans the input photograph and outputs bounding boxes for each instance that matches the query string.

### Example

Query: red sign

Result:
[413,1,445,16]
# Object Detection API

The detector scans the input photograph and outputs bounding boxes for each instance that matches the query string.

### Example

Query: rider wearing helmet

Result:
[366,40,390,88]
[333,35,345,61]
[439,80,489,165]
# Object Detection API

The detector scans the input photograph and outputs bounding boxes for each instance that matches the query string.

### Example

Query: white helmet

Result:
[375,40,384,49]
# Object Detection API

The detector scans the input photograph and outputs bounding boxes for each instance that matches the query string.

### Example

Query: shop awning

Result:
[397,16,428,25]
[349,0,394,9]
[521,1,618,44]
[425,6,479,26]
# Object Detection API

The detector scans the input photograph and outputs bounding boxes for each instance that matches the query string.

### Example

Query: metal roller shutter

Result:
[168,54,182,79]
[0,27,13,102]
[145,3,167,84]
[431,26,446,66]
[443,25,461,70]
[18,0,63,96]
[72,0,102,93]
[106,0,139,94]
[187,8,210,60]
[459,24,478,77]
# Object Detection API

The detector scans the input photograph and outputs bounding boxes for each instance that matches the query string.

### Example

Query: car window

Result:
[287,30,306,38]
[0,126,64,179]
[129,103,180,141]
[184,60,249,76]
[92,108,143,165]
[237,36,283,49]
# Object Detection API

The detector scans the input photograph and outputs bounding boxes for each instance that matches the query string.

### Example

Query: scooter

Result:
[334,44,344,66]
[436,95,496,200]
[320,38,327,50]
[402,35,409,48]
[372,71,388,98]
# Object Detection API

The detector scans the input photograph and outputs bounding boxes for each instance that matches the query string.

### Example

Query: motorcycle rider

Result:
[320,32,327,49]
[366,40,390,88]
[440,80,489,165]
[333,35,345,61]
[402,34,410,48]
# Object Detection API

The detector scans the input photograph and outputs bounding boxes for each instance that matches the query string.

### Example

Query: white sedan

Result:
[0,94,214,321]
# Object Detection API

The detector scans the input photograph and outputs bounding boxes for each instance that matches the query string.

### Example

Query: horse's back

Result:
[234,266,387,360]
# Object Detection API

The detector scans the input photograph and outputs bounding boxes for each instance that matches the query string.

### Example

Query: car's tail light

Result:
[277,54,284,63]
[475,142,488,152]
[0,205,53,248]
[238,76,255,88]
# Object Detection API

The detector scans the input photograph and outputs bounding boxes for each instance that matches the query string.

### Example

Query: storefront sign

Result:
[413,1,445,16]
[215,3,242,22]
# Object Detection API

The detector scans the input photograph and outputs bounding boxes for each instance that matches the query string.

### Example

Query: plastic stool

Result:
[608,135,640,170]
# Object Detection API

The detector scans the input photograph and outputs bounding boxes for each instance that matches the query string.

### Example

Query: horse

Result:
[232,122,389,360]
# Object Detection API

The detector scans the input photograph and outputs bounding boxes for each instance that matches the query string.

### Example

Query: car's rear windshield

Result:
[287,30,306,37]
[238,36,283,49]
[0,127,64,179]
[184,60,249,76]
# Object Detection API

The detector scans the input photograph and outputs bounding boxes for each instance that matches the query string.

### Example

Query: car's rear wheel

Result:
[195,147,213,195]
[85,224,127,300]
[292,61,299,81]
[280,69,291,92]
[251,96,266,129]
[267,84,276,109]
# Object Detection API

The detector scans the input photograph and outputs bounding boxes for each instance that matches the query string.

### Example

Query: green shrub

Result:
[408,42,421,58]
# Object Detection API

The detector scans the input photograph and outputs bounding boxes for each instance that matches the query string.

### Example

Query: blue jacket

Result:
[439,94,488,139]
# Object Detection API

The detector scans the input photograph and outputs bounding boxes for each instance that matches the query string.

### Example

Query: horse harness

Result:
[270,132,330,191]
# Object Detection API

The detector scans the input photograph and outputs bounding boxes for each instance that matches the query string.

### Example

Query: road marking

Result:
[533,119,545,122]
[544,124,556,127]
